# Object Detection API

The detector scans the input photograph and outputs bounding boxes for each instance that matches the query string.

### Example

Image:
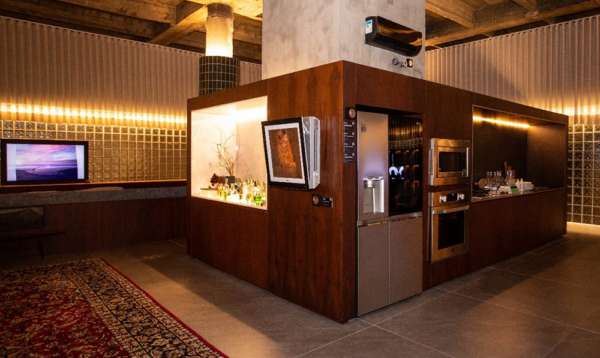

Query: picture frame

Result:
[262,117,309,190]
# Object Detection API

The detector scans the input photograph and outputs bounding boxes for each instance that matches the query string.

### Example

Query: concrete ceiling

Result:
[1,0,599,63]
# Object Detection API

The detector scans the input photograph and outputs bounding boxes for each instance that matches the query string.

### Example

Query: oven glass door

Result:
[437,147,468,177]
[431,205,470,262]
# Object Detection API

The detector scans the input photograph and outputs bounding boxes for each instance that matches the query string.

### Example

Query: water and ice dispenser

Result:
[363,176,384,214]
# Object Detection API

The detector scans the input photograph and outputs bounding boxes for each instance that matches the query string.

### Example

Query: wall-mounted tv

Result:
[1,139,89,185]
[262,116,320,190]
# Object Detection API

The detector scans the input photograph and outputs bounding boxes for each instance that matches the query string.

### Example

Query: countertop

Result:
[0,186,186,208]
[471,187,564,203]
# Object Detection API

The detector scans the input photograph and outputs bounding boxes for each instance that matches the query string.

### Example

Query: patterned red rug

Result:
[0,258,227,357]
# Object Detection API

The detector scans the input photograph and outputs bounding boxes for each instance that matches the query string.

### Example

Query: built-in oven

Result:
[430,189,470,262]
[429,138,471,186]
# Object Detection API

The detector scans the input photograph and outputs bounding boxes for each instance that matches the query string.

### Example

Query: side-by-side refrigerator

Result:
[356,111,423,316]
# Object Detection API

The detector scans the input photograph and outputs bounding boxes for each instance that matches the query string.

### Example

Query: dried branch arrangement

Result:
[210,131,237,177]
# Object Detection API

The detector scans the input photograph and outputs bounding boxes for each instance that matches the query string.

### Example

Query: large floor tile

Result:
[454,270,600,326]
[506,254,600,289]
[545,329,600,358]
[359,289,447,325]
[576,304,600,334]
[377,293,572,358]
[435,267,496,292]
[183,295,370,358]
[300,326,452,358]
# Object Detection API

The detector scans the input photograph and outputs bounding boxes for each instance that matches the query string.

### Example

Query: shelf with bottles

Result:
[190,96,268,210]
[389,116,423,150]
[197,177,267,209]
[388,115,423,217]
[388,148,422,216]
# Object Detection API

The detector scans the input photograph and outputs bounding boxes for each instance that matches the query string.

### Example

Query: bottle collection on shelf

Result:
[216,178,267,207]
[388,117,423,216]
[484,171,528,194]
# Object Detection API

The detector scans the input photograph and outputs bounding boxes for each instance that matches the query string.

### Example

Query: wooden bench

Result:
[0,206,65,259]
[0,227,66,259]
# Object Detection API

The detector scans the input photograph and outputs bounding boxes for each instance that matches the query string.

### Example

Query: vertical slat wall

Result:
[0,16,262,182]
[0,16,262,129]
[426,15,600,225]
[426,15,599,125]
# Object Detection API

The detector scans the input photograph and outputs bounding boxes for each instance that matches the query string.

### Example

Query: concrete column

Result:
[262,0,426,79]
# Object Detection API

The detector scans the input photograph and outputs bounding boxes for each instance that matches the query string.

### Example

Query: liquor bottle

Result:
[260,182,267,207]
[222,178,229,200]
[253,181,261,206]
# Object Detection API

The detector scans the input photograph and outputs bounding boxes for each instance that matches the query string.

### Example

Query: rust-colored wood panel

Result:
[469,190,566,269]
[43,204,85,255]
[425,190,566,289]
[205,200,238,276]
[425,251,471,290]
[188,198,210,263]
[354,64,427,114]
[187,80,267,113]
[527,124,568,190]
[0,197,185,261]
[341,61,358,319]
[426,81,473,141]
[236,206,268,290]
[267,62,351,322]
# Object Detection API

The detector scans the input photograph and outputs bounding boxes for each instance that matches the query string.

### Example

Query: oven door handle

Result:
[432,205,470,215]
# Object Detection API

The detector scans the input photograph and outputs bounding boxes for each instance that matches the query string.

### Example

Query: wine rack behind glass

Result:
[388,115,423,216]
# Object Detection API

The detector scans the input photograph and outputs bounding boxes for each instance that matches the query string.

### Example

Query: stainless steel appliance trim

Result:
[429,138,472,186]
[430,204,470,262]
[433,205,470,215]
[429,189,471,207]
[429,188,471,262]
[358,211,423,227]
[387,212,423,222]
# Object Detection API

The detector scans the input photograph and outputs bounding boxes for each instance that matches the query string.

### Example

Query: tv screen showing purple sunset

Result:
[4,143,86,182]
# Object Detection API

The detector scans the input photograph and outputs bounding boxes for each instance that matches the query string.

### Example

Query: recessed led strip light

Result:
[0,103,186,124]
[473,115,530,129]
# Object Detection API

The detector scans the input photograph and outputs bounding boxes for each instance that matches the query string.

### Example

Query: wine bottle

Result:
[222,178,229,200]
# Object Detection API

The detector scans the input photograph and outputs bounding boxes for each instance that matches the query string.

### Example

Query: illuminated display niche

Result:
[190,96,267,209]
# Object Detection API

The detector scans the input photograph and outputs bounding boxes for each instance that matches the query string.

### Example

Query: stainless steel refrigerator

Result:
[356,111,423,316]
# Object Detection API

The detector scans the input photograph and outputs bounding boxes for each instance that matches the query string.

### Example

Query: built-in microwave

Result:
[429,138,471,186]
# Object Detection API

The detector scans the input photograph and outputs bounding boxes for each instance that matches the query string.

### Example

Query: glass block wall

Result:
[567,124,600,225]
[0,119,187,182]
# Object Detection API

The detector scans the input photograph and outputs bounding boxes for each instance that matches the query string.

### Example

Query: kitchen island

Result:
[187,61,568,322]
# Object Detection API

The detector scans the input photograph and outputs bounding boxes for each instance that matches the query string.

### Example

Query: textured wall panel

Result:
[426,15,600,225]
[0,16,261,182]
[426,15,599,125]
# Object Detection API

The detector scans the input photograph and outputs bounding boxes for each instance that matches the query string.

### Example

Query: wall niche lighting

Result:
[199,3,240,95]
[0,103,186,126]
[473,115,530,129]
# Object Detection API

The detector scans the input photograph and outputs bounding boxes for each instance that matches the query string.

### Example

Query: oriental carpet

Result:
[0,258,227,357]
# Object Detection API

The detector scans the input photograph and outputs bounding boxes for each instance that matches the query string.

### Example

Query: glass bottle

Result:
[260,182,267,207]
[222,178,229,200]
[253,181,261,206]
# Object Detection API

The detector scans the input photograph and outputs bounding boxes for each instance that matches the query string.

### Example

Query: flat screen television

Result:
[1,139,89,185]
[261,116,320,190]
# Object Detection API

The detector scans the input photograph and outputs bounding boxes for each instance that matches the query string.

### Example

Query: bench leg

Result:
[36,238,44,259]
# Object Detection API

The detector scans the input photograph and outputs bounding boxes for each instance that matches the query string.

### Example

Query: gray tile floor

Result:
[2,223,600,358]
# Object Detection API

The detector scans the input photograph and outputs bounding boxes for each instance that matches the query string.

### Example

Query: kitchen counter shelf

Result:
[471,187,564,203]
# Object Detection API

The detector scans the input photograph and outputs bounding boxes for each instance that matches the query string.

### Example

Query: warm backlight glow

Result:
[473,115,530,129]
[205,4,234,57]
[555,106,599,117]
[0,102,186,125]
